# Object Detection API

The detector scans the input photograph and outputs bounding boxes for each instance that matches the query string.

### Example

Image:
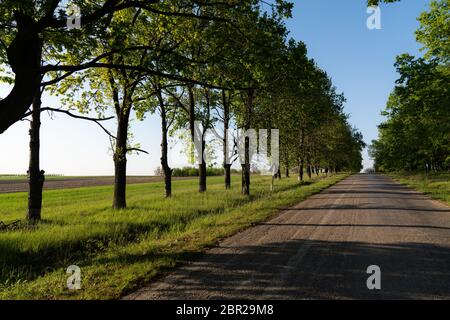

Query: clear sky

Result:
[0,0,431,176]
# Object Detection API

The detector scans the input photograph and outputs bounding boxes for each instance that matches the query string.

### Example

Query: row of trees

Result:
[0,1,376,222]
[369,0,449,172]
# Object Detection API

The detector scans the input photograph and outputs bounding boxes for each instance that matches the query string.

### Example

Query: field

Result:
[388,172,450,205]
[0,175,82,181]
[0,176,189,194]
[0,173,349,299]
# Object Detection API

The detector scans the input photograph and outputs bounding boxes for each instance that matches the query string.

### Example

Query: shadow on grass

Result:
[0,177,338,288]
[0,220,172,285]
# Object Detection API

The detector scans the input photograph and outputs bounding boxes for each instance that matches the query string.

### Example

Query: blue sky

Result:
[285,0,430,170]
[0,0,430,175]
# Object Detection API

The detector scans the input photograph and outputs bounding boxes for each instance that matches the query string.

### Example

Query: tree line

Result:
[370,0,449,172]
[0,0,391,222]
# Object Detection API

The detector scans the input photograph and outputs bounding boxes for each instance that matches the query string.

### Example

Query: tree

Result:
[1,0,369,207]
[370,55,449,171]
[152,81,177,198]
[416,0,449,64]
[234,11,290,195]
[370,1,449,172]
[0,0,244,133]
[0,1,152,133]
[55,8,151,209]
[22,102,114,221]
[0,0,400,135]
[216,89,235,189]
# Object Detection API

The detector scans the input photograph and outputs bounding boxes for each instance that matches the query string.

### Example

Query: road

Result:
[125,174,450,300]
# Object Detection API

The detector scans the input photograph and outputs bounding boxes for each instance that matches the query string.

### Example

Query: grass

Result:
[0,173,349,300]
[387,172,450,206]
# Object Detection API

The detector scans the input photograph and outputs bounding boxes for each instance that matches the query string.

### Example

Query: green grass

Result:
[0,173,349,300]
[388,172,450,205]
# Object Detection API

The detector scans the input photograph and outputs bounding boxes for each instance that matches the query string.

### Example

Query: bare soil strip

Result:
[0,176,191,194]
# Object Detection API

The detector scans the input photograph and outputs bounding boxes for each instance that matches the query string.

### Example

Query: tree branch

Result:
[22,107,116,139]
[127,147,149,154]
[43,62,250,90]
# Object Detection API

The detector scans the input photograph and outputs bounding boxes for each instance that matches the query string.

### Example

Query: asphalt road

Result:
[125,174,450,300]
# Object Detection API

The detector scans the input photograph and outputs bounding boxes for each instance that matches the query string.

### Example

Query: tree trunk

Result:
[163,168,172,197]
[187,85,208,193]
[284,150,290,177]
[158,90,172,198]
[299,159,304,182]
[113,117,128,209]
[307,163,312,180]
[241,133,251,195]
[241,90,253,196]
[199,138,207,192]
[299,128,305,182]
[222,90,231,189]
[27,91,44,222]
[224,164,231,189]
[188,85,195,143]
[188,84,196,159]
[241,163,250,195]
[0,12,42,134]
[199,161,207,193]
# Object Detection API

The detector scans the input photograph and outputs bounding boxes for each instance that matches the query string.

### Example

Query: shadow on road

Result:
[126,239,450,300]
[279,206,450,213]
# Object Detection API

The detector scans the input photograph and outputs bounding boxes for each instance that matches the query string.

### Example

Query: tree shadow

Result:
[310,196,431,200]
[278,206,450,213]
[0,220,172,284]
[260,223,450,231]
[124,239,450,300]
[321,190,417,196]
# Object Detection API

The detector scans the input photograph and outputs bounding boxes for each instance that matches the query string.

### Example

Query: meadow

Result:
[0,173,349,299]
[388,172,450,206]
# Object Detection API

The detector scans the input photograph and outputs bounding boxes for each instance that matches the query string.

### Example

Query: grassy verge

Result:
[0,173,349,300]
[387,172,450,206]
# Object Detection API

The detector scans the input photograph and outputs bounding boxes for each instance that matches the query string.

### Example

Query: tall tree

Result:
[55,8,150,209]
[371,1,449,172]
